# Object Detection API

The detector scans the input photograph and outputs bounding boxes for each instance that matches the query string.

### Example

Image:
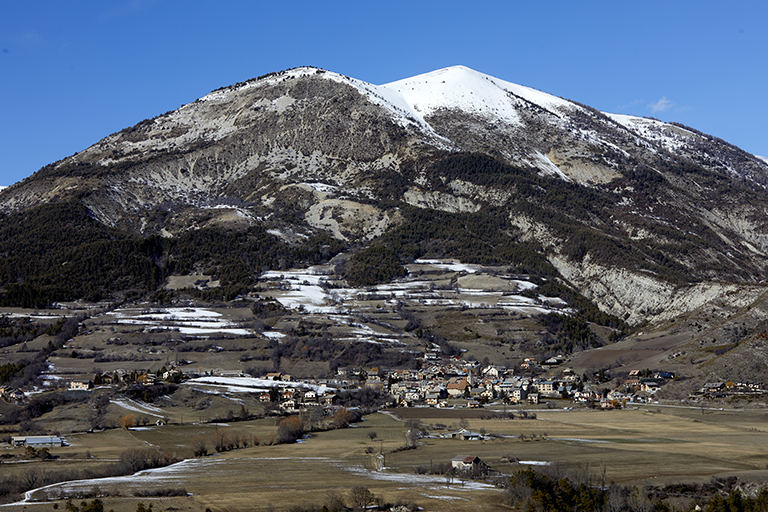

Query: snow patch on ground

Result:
[341,464,499,491]
[552,438,613,444]
[530,151,571,181]
[414,259,479,273]
[5,459,200,505]
[423,495,467,501]
[4,313,70,320]
[606,114,691,154]
[302,182,338,194]
[184,376,335,395]
[107,307,252,335]
[111,398,166,418]
[204,204,255,220]
[260,259,553,321]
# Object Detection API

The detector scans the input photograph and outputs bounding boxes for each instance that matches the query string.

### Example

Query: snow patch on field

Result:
[111,398,165,418]
[6,459,200,505]
[107,307,252,335]
[184,376,335,395]
[260,259,555,320]
[552,438,613,444]
[414,259,479,273]
[341,464,499,491]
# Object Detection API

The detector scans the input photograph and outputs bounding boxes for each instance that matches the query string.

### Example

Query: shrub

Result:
[276,416,304,444]
[118,414,135,430]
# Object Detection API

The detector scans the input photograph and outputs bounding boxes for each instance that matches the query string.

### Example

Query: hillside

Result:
[2,65,768,329]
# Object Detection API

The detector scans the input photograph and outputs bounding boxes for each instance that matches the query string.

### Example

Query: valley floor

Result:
[5,406,768,511]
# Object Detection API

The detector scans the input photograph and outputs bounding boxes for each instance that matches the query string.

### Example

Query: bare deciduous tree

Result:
[212,428,229,452]
[191,435,208,457]
[325,490,346,512]
[350,486,375,509]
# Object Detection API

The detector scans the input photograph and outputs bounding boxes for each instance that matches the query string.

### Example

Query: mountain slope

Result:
[2,65,768,325]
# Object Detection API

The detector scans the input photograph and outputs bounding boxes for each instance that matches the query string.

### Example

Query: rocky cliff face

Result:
[3,66,768,324]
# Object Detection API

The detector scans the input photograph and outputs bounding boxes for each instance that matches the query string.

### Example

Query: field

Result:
[5,405,768,511]
[5,260,768,511]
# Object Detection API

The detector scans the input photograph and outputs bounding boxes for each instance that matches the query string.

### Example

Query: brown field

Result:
[6,406,768,512]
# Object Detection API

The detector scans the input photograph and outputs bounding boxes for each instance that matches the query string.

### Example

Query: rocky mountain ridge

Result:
[2,65,768,326]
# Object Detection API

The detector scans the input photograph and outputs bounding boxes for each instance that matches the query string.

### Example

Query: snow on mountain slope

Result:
[323,70,448,140]
[136,65,584,156]
[194,67,446,140]
[608,113,768,185]
[607,113,696,154]
[26,64,768,207]
[89,66,592,170]
[380,65,574,127]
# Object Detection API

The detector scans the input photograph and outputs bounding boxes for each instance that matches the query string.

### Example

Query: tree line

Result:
[507,466,768,512]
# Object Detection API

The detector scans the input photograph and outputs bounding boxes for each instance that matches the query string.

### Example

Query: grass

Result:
[8,406,768,511]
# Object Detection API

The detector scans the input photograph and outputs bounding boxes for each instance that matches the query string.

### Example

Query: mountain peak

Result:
[381,65,523,126]
[380,65,573,127]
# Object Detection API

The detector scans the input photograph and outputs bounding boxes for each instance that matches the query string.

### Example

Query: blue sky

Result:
[2,1,767,186]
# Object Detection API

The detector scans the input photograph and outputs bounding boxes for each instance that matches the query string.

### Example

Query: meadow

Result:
[6,405,768,511]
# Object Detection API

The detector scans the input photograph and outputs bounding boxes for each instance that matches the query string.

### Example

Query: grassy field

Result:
[6,406,768,512]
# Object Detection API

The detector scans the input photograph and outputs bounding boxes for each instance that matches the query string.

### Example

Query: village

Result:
[5,350,763,421]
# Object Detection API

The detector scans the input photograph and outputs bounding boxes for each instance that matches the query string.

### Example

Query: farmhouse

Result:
[442,428,482,441]
[451,455,490,474]
[640,378,662,393]
[481,365,501,378]
[136,374,156,386]
[542,355,565,367]
[446,378,470,397]
[2,389,25,404]
[69,381,91,391]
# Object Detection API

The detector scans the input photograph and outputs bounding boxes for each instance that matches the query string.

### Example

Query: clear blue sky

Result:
[2,1,767,186]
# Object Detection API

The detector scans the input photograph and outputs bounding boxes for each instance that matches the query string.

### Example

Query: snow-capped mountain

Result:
[2,65,768,323]
[383,65,572,126]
